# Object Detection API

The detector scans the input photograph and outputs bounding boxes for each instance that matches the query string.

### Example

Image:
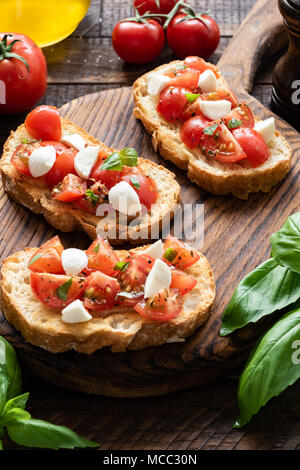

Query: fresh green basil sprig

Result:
[220,211,300,427]
[0,336,99,450]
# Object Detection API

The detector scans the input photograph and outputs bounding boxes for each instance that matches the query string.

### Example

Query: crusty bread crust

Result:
[0,118,180,243]
[133,60,292,200]
[0,245,215,354]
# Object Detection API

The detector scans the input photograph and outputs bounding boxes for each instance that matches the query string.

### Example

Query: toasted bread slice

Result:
[0,117,180,243]
[0,244,215,354]
[133,60,292,200]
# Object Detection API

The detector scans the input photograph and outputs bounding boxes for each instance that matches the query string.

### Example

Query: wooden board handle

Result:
[218,0,287,95]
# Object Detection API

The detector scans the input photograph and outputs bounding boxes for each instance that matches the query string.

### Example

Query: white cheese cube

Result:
[61,248,88,276]
[61,133,86,151]
[141,240,164,259]
[144,259,171,299]
[108,181,141,216]
[74,145,100,179]
[199,99,232,120]
[254,117,275,144]
[147,73,170,96]
[28,146,56,177]
[61,300,92,324]
[197,70,217,93]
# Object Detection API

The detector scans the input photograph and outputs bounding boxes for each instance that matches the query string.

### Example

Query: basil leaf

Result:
[114,261,129,272]
[227,118,242,129]
[129,176,140,190]
[235,308,300,427]
[93,242,100,253]
[85,189,100,205]
[100,152,123,171]
[119,148,138,167]
[220,258,300,336]
[6,418,99,449]
[175,64,187,71]
[163,247,178,263]
[56,278,72,301]
[270,211,300,274]
[185,92,200,103]
[28,253,42,267]
[203,123,219,135]
[0,337,22,413]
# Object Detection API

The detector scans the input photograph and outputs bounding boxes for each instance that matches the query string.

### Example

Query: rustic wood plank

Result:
[101,0,258,37]
[43,37,230,84]
[3,377,300,450]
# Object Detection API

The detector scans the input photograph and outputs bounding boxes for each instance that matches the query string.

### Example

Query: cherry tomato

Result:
[11,143,35,176]
[52,174,87,203]
[83,271,120,312]
[232,128,271,168]
[90,150,121,190]
[112,19,165,65]
[157,86,189,122]
[44,142,77,188]
[163,235,200,269]
[167,13,220,59]
[0,33,47,114]
[28,236,64,274]
[180,115,211,149]
[200,89,239,109]
[117,253,154,293]
[25,105,62,141]
[134,287,182,321]
[184,56,219,78]
[223,103,255,131]
[30,273,87,309]
[119,167,158,210]
[179,98,210,123]
[134,0,180,18]
[170,269,198,295]
[199,122,247,163]
[86,238,120,277]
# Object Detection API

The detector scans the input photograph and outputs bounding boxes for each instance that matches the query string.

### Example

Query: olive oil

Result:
[0,0,91,47]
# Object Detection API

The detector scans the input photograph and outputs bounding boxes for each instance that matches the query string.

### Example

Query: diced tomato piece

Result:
[199,122,247,163]
[90,150,121,190]
[119,167,158,210]
[179,99,211,123]
[86,237,120,277]
[170,269,198,295]
[223,103,255,131]
[83,271,120,311]
[232,128,271,168]
[44,142,77,188]
[134,287,182,321]
[167,69,200,91]
[52,174,87,202]
[157,86,190,122]
[30,273,86,309]
[28,236,64,274]
[11,143,35,176]
[163,235,200,269]
[200,89,239,109]
[184,56,220,78]
[180,115,211,149]
[116,253,154,293]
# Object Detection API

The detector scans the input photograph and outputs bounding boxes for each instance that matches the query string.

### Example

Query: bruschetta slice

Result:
[133,56,292,200]
[0,106,180,244]
[0,235,215,354]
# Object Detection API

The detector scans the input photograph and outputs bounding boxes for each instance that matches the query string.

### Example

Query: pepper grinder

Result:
[271,0,300,130]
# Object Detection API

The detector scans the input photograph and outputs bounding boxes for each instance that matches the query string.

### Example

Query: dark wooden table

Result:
[1,0,300,451]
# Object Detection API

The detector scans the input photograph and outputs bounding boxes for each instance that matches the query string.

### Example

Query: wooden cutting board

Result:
[0,0,298,397]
